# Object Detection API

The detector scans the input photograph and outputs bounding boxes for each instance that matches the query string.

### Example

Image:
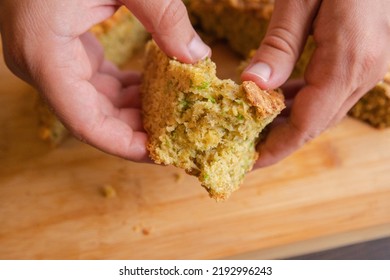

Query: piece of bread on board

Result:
[348,71,390,129]
[187,0,274,57]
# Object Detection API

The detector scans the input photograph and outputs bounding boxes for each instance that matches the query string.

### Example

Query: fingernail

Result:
[246,62,272,82]
[187,35,211,61]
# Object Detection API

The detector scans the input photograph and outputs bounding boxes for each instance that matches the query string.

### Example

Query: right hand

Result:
[242,0,390,168]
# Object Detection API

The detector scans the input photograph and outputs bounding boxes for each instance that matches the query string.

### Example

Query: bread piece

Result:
[188,0,274,57]
[141,41,285,200]
[348,71,390,129]
[90,6,148,66]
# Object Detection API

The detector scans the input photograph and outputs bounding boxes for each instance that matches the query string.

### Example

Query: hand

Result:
[0,0,211,161]
[242,0,390,167]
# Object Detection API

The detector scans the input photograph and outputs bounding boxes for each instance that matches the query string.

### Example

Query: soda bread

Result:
[187,0,274,57]
[141,41,285,200]
[348,71,390,129]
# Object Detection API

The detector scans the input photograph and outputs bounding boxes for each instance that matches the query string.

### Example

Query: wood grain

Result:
[1,42,390,260]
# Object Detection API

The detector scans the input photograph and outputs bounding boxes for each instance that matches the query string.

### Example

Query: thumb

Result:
[122,0,211,63]
[242,0,321,89]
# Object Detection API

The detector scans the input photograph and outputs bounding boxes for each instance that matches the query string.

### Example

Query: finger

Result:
[99,59,141,86]
[82,32,142,108]
[278,79,305,117]
[79,32,105,74]
[279,98,293,118]
[80,32,141,86]
[90,73,141,108]
[89,116,149,161]
[115,108,144,131]
[254,96,338,168]
[85,110,148,161]
[90,72,122,101]
[280,79,305,99]
[118,85,142,108]
[66,82,149,161]
[254,48,352,168]
[121,0,211,63]
[255,84,377,168]
[69,82,148,161]
[39,41,149,162]
[116,70,141,87]
[242,0,321,89]
[254,49,385,168]
[98,59,122,78]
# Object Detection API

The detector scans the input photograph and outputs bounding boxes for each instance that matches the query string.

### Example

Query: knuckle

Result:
[347,44,385,89]
[262,26,301,59]
[154,0,187,34]
[289,118,321,145]
[360,50,379,74]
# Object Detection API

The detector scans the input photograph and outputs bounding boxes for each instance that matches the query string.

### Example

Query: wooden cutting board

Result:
[1,42,390,260]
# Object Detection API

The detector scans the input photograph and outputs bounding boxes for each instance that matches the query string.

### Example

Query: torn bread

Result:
[141,41,285,200]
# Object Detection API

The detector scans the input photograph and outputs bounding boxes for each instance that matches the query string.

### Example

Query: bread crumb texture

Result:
[188,0,274,57]
[100,184,117,199]
[348,75,390,129]
[141,41,284,201]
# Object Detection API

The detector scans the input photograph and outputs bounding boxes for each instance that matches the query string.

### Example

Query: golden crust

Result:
[243,81,285,117]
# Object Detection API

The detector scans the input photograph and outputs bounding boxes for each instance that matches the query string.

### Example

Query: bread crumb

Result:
[173,172,183,183]
[132,225,141,233]
[142,228,151,236]
[132,224,152,236]
[101,184,117,198]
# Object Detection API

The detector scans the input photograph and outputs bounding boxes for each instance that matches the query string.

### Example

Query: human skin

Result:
[242,0,390,168]
[0,0,211,161]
